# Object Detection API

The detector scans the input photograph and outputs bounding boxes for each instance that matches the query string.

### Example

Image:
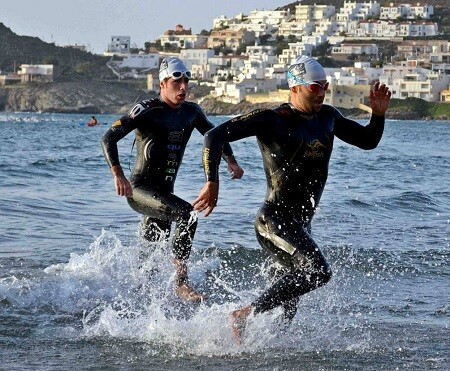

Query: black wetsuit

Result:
[101,98,234,261]
[203,103,384,319]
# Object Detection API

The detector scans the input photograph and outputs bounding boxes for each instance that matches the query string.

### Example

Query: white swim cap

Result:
[287,55,326,88]
[159,57,191,81]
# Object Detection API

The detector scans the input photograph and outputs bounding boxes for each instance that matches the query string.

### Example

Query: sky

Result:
[1,0,289,54]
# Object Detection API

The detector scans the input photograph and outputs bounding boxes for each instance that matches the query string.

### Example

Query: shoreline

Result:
[0,81,449,121]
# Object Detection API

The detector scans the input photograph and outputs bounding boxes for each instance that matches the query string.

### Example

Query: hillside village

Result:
[1,0,450,114]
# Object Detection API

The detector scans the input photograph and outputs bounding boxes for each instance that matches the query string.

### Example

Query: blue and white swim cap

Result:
[287,55,326,88]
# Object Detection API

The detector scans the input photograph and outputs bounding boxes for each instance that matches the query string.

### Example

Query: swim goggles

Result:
[287,71,329,93]
[161,70,192,81]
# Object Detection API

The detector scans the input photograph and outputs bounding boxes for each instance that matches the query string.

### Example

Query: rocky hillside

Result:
[0,81,152,114]
[0,23,113,80]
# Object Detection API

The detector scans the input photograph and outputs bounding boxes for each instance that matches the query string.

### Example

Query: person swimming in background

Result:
[87,116,98,127]
[193,55,391,344]
[101,57,244,303]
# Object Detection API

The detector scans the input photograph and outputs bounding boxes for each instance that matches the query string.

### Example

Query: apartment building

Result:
[295,4,336,22]
[331,43,379,59]
[336,1,380,22]
[207,29,256,50]
[179,49,215,69]
[159,25,208,49]
[380,3,434,20]
[106,36,130,55]
[380,64,450,101]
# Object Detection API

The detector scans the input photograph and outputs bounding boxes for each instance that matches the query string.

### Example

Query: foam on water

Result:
[0,229,393,357]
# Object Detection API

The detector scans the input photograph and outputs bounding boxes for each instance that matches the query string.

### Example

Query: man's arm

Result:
[193,109,275,216]
[334,82,391,149]
[101,118,134,197]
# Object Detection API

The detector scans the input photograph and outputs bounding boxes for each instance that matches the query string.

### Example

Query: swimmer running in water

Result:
[101,57,244,303]
[194,55,391,343]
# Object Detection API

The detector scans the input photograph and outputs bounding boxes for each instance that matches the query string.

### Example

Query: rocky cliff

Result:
[1,81,448,119]
[0,81,152,113]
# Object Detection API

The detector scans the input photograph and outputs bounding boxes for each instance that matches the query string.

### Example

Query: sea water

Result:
[0,112,448,370]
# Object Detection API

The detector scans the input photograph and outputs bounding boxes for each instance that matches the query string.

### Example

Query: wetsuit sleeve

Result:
[193,106,234,157]
[333,108,385,150]
[203,109,276,182]
[101,115,139,168]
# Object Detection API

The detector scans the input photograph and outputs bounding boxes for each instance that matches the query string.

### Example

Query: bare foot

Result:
[174,283,205,303]
[229,305,253,345]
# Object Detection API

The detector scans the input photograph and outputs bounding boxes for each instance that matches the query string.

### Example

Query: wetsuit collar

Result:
[287,103,315,120]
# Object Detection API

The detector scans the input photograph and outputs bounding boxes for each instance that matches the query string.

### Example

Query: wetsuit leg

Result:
[127,186,198,261]
[141,216,171,242]
[252,202,332,315]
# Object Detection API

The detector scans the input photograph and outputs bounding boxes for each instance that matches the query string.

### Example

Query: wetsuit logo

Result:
[168,131,183,142]
[165,131,183,182]
[231,109,264,123]
[129,103,147,119]
[305,140,326,158]
[111,120,123,131]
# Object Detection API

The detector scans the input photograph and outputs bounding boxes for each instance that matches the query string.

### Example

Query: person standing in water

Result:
[193,55,391,343]
[101,57,244,303]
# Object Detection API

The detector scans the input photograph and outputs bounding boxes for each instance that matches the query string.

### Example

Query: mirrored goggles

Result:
[168,70,192,80]
[302,80,329,93]
[288,71,329,93]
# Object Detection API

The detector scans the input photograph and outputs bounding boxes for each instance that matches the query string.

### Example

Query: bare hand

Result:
[192,181,219,217]
[228,162,244,180]
[370,81,391,116]
[114,175,133,197]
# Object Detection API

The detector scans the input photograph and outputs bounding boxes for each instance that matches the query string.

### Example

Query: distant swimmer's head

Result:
[287,55,326,89]
[159,57,191,109]
[159,57,192,82]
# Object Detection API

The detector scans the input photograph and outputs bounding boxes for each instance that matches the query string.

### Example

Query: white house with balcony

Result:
[278,21,315,38]
[119,53,159,69]
[379,65,450,101]
[380,3,434,20]
[397,21,438,37]
[17,64,53,83]
[245,45,278,66]
[278,43,315,65]
[106,36,130,55]
[248,10,292,26]
[211,80,246,104]
[336,1,380,22]
[332,43,379,59]
[295,4,336,22]
[159,25,208,49]
[356,20,398,37]
[429,51,450,74]
[179,49,215,69]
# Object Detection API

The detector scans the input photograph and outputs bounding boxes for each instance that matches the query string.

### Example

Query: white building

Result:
[107,36,130,54]
[397,21,438,37]
[179,49,215,69]
[247,10,292,26]
[278,21,315,37]
[119,54,159,69]
[331,43,379,58]
[380,65,450,101]
[17,64,53,82]
[159,25,209,49]
[212,80,246,104]
[278,43,315,65]
[295,4,336,22]
[336,1,380,22]
[245,45,278,66]
[429,52,450,74]
[380,3,434,20]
